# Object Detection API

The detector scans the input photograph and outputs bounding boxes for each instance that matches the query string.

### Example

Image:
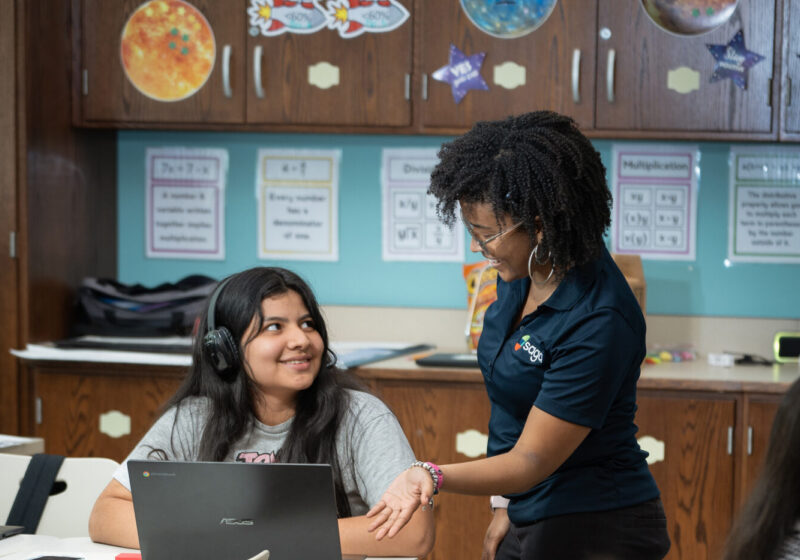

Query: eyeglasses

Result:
[464,220,524,253]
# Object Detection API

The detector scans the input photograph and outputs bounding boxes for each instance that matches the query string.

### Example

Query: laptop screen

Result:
[128,461,345,560]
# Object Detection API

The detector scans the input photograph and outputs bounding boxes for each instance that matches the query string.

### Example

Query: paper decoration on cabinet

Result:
[460,0,556,39]
[325,0,409,38]
[145,147,228,260]
[308,61,340,89]
[706,29,764,90]
[727,145,800,264]
[432,44,489,104]
[256,149,340,261]
[248,0,327,36]
[493,61,526,89]
[381,148,464,262]
[666,66,700,94]
[121,0,216,102]
[610,143,700,261]
[641,0,738,35]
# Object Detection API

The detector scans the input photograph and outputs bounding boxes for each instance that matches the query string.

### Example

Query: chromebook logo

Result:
[514,334,543,364]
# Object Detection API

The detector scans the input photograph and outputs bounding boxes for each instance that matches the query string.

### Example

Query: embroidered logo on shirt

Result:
[514,334,544,364]
[236,451,277,463]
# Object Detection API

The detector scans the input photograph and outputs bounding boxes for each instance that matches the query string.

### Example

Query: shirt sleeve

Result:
[534,308,642,430]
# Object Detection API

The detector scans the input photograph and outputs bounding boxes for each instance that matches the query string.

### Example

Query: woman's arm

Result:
[340,507,434,558]
[88,478,140,549]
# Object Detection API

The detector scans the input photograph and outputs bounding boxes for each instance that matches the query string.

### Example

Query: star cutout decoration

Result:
[432,44,489,104]
[706,29,765,90]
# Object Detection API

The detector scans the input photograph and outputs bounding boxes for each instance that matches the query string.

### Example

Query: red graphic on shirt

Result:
[236,451,278,463]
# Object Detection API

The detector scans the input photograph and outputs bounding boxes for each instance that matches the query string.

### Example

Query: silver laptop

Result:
[128,460,358,560]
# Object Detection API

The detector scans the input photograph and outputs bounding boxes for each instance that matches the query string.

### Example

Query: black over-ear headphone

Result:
[202,277,241,375]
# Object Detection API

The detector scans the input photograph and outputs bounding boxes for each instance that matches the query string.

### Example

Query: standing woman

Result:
[368,111,670,559]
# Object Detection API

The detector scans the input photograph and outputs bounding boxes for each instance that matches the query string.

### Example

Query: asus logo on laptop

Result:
[220,518,254,526]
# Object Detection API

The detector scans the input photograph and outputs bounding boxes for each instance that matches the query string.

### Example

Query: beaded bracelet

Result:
[410,460,443,495]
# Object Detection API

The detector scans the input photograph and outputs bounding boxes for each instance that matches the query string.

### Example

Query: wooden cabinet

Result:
[417,0,595,131]
[78,0,246,124]
[738,394,781,505]
[781,0,800,139]
[246,0,412,127]
[596,0,777,137]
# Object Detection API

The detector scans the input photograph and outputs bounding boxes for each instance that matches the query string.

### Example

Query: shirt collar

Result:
[519,247,605,312]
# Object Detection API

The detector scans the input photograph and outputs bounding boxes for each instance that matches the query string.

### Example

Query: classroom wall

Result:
[118,131,800,319]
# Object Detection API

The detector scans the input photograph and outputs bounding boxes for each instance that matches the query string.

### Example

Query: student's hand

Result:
[481,507,510,560]
[366,466,433,540]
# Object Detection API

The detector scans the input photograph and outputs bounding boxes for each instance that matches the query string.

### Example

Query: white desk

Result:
[0,535,414,560]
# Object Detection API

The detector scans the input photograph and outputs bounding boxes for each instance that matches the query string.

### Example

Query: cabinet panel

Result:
[418,0,595,130]
[636,392,737,560]
[782,0,800,137]
[740,396,781,504]
[246,0,412,126]
[80,0,245,123]
[374,379,492,560]
[596,1,775,133]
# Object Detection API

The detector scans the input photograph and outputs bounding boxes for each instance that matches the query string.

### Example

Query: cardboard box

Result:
[611,253,647,315]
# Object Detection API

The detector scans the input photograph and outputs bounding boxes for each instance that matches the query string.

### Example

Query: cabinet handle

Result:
[35,397,42,425]
[606,48,616,103]
[747,426,753,456]
[222,44,233,99]
[253,45,265,99]
[422,73,428,101]
[82,69,88,96]
[727,426,733,455]
[571,49,581,104]
[788,78,793,107]
[404,73,410,101]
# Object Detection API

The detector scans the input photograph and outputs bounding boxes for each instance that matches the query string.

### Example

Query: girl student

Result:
[89,266,434,558]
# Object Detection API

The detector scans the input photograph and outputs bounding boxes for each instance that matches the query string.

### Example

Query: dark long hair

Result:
[162,267,365,517]
[429,111,612,274]
[723,377,800,559]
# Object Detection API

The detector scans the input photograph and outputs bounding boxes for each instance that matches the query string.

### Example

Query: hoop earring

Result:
[527,244,554,286]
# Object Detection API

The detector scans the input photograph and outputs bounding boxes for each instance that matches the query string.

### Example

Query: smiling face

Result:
[242,290,324,404]
[461,201,534,282]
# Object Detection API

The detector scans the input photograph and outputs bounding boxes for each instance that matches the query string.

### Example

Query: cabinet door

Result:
[740,396,781,504]
[34,368,183,461]
[782,0,800,137]
[636,391,737,560]
[373,379,492,560]
[246,0,412,127]
[596,1,776,134]
[418,0,595,130]
[80,0,245,123]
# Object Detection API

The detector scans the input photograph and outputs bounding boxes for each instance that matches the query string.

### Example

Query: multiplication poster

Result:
[381,148,463,262]
[611,144,699,261]
[255,149,340,261]
[728,146,800,263]
[145,147,228,260]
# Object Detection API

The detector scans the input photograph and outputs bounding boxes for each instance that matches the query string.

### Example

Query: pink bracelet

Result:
[410,461,443,495]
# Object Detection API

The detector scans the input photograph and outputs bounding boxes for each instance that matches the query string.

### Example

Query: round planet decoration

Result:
[459,0,557,39]
[120,0,216,102]
[641,0,738,36]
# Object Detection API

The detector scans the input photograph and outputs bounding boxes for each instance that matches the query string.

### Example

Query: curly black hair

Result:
[429,111,612,273]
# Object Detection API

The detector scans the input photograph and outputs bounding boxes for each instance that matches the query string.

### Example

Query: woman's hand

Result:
[481,507,510,560]
[366,465,434,540]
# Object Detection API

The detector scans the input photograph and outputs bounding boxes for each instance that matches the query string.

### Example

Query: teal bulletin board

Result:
[118,131,800,318]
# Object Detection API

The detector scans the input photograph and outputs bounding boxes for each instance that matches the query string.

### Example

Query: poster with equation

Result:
[381,148,464,262]
[145,147,228,260]
[728,146,800,263]
[611,144,699,261]
[256,149,340,261]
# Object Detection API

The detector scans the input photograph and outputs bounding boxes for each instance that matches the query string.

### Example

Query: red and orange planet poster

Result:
[121,0,216,102]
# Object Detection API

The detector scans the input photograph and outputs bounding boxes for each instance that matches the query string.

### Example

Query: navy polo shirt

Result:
[477,247,659,524]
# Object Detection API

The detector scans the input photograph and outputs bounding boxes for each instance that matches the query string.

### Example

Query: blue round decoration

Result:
[459,0,558,39]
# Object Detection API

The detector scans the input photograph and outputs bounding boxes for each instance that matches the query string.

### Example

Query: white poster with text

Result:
[256,149,340,261]
[611,144,699,261]
[145,147,228,260]
[381,148,463,262]
[729,146,800,263]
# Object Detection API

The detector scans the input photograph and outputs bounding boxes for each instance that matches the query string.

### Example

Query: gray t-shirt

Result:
[114,389,415,516]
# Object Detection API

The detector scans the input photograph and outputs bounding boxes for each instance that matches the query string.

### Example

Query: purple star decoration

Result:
[706,30,765,90]
[432,44,489,104]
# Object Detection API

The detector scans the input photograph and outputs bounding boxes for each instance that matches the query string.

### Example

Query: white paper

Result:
[10,345,192,366]
[145,147,228,260]
[381,148,464,262]
[256,149,340,261]
[611,144,699,261]
[728,145,800,263]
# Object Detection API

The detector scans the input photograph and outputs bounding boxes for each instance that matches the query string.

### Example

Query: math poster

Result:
[145,147,228,260]
[256,149,340,261]
[611,144,699,261]
[381,148,464,262]
[728,146,800,263]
